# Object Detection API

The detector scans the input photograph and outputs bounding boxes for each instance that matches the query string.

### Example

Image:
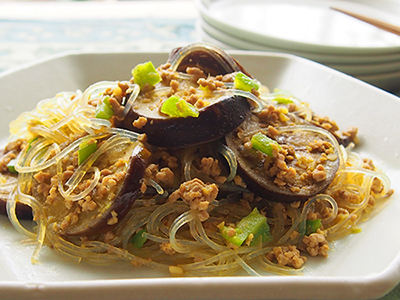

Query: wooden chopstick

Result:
[331,7,400,37]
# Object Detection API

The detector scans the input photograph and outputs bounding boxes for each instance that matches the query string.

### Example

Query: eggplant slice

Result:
[31,140,150,237]
[123,92,251,148]
[226,117,341,203]
[121,44,253,148]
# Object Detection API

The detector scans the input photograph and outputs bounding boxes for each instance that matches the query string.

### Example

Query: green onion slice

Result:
[131,61,161,90]
[95,97,114,120]
[220,208,272,246]
[78,140,98,165]
[251,132,280,157]
[131,229,147,249]
[161,95,199,118]
[234,71,260,92]
[6,158,17,173]
[305,219,322,235]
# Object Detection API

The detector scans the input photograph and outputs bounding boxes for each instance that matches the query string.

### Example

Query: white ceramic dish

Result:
[196,17,400,65]
[196,23,400,91]
[196,0,400,55]
[0,51,400,300]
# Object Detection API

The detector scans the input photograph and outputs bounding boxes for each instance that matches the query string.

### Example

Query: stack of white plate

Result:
[195,0,400,93]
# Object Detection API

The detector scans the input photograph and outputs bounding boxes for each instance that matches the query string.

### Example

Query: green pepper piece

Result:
[78,140,98,165]
[161,95,199,118]
[220,208,270,246]
[251,132,280,157]
[305,219,322,235]
[131,229,147,249]
[95,97,114,120]
[132,61,161,90]
[6,158,17,173]
[234,71,260,92]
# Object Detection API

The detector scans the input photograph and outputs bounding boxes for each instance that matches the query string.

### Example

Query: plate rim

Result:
[0,49,399,300]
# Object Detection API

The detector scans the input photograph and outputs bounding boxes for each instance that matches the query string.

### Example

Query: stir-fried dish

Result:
[0,43,393,276]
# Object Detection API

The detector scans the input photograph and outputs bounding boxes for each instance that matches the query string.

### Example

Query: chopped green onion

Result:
[250,222,273,246]
[273,97,294,104]
[251,132,280,157]
[95,97,114,120]
[161,95,199,118]
[78,140,97,165]
[131,229,147,249]
[132,61,161,90]
[26,137,38,152]
[6,158,17,173]
[234,71,260,92]
[220,208,271,246]
[305,219,322,235]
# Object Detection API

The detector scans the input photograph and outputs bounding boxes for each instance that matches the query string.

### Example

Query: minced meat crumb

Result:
[198,157,226,183]
[0,139,27,173]
[160,242,176,255]
[144,163,175,188]
[300,229,329,257]
[168,178,218,221]
[266,246,307,269]
[133,116,148,129]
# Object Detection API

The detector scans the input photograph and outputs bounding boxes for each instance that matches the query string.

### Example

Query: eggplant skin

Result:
[123,95,251,148]
[169,46,252,77]
[65,143,149,236]
[0,196,32,220]
[0,173,32,220]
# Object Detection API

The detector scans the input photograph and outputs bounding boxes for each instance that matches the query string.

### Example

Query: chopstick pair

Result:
[331,7,400,37]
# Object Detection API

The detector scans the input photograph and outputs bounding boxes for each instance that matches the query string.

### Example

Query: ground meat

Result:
[34,171,52,197]
[0,139,27,173]
[198,157,224,181]
[107,210,119,225]
[155,168,175,187]
[266,246,307,269]
[168,178,219,221]
[300,229,329,257]
[133,117,148,129]
[157,63,179,86]
[197,76,225,92]
[186,67,206,81]
[258,105,280,126]
[160,242,176,255]
[312,115,339,133]
[170,79,180,92]
[144,163,175,188]
[312,164,327,182]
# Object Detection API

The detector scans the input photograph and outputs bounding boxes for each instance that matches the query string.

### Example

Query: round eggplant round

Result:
[226,118,341,203]
[123,93,251,148]
[32,140,150,237]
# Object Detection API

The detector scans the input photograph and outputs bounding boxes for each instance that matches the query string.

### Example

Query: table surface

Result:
[0,1,399,299]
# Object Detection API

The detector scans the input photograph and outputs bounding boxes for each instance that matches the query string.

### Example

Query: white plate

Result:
[197,17,400,65]
[0,51,400,300]
[196,23,400,91]
[196,0,400,55]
